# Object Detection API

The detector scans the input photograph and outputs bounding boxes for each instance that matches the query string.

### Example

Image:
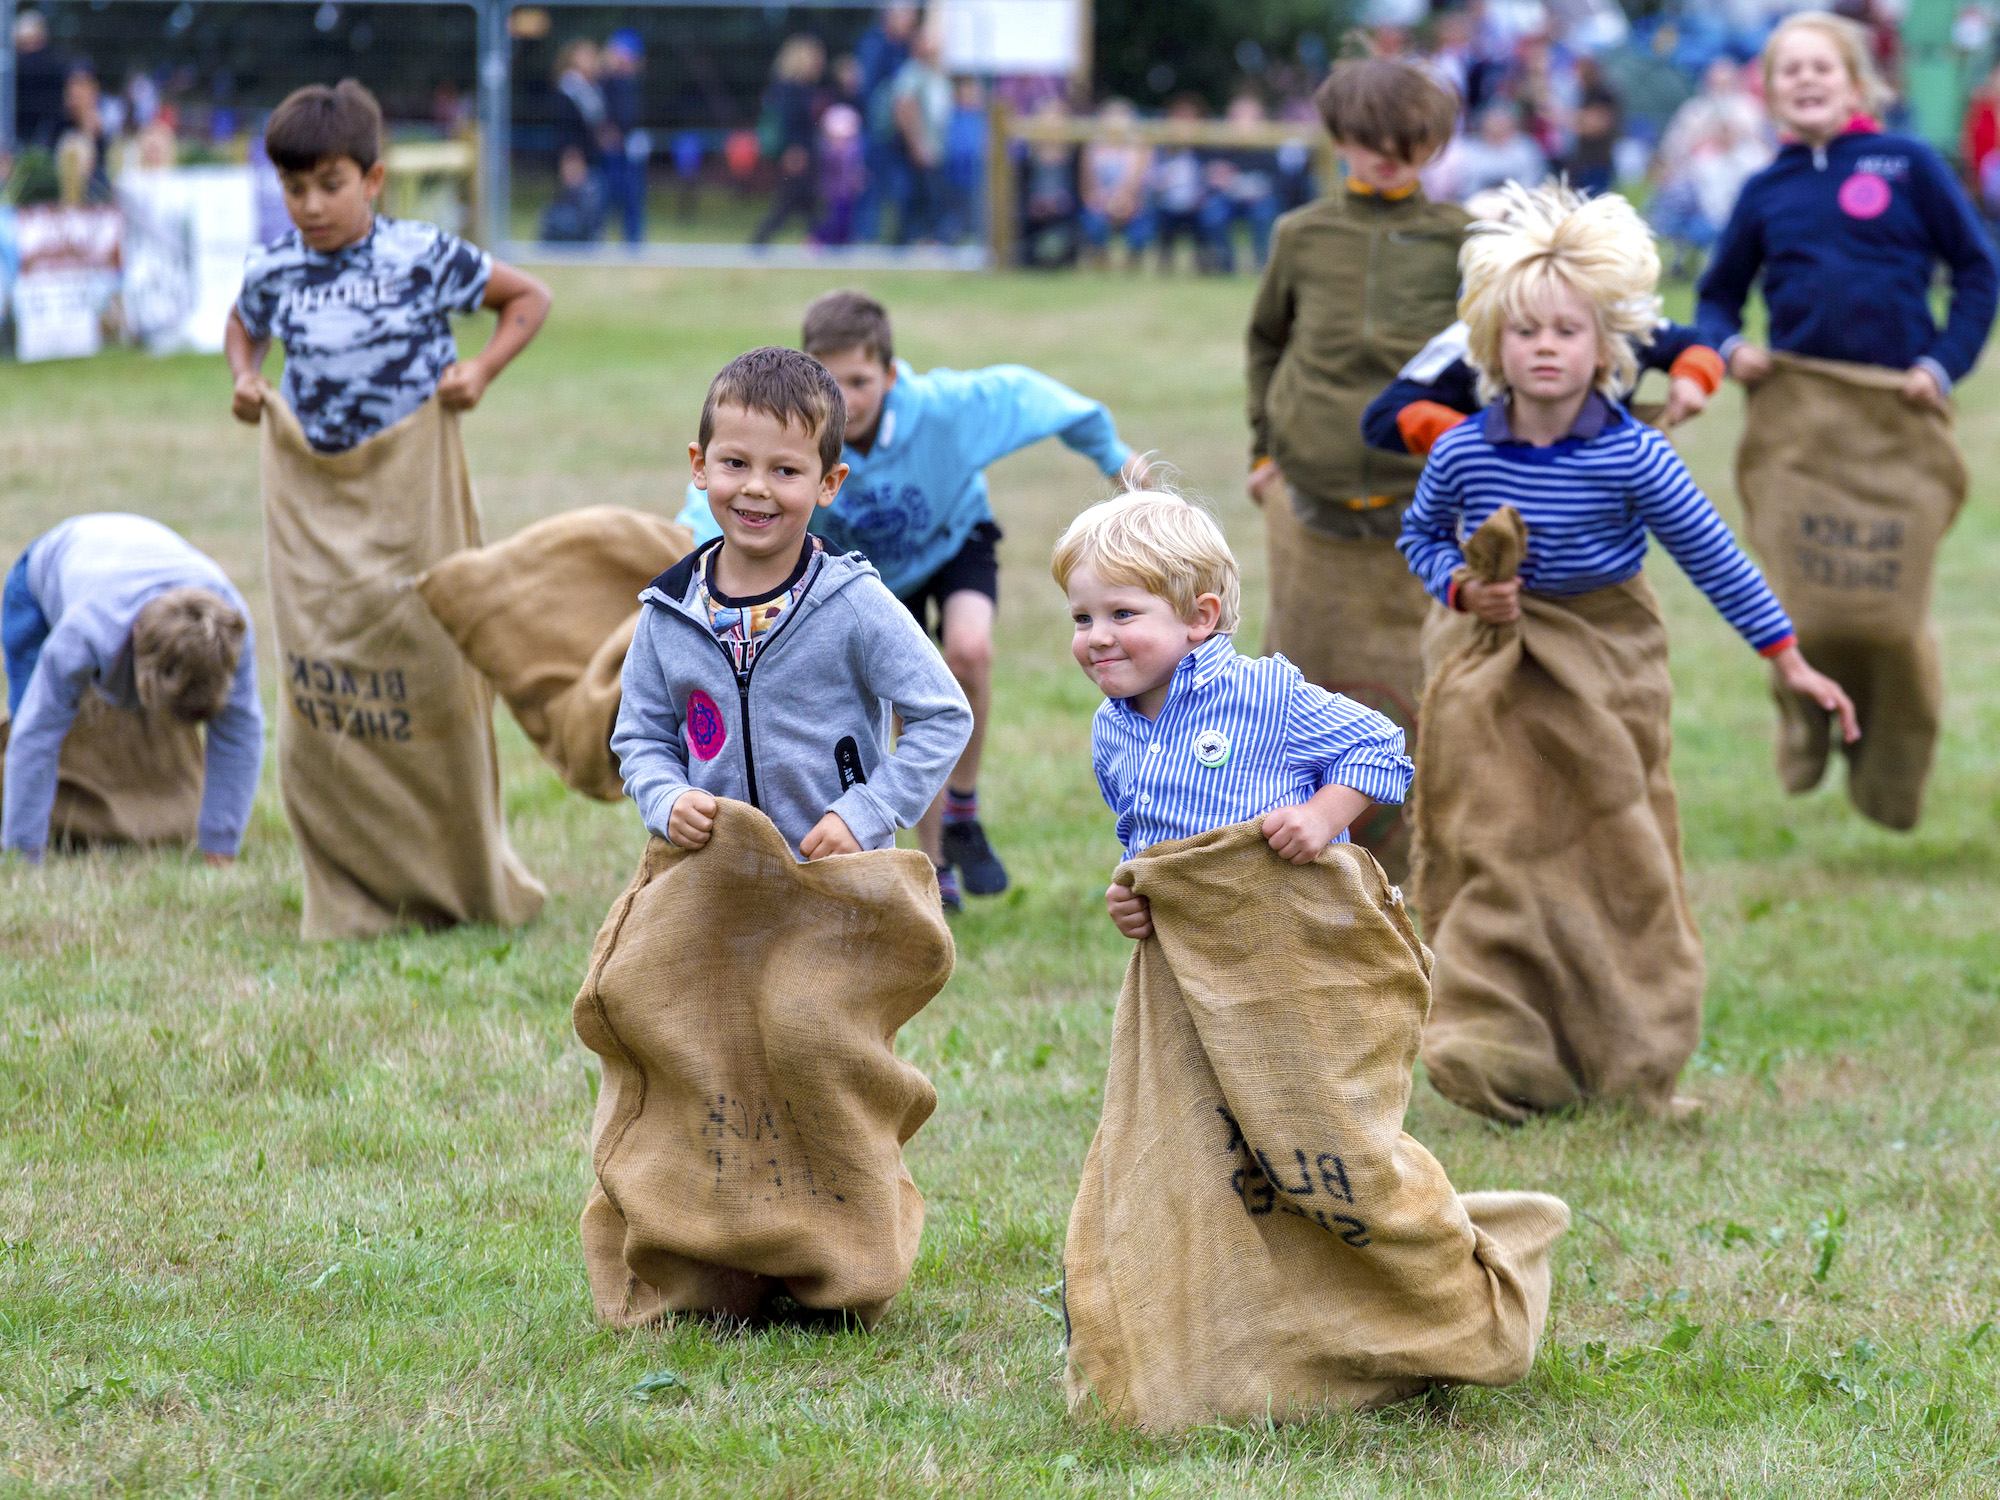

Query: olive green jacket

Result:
[1246,186,1468,537]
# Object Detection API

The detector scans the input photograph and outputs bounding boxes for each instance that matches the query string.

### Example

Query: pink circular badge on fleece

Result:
[685,688,727,761]
[1838,171,1892,220]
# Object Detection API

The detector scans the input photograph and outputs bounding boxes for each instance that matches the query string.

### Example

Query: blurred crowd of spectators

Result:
[13,0,2000,271]
[660,0,1919,271]
[1381,0,1912,274]
[7,9,197,208]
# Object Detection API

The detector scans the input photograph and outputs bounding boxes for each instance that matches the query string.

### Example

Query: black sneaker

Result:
[936,863,963,915]
[941,818,1009,897]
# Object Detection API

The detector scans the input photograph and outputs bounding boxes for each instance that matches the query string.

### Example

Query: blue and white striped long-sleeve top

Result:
[1398,398,1797,655]
[1090,634,1413,859]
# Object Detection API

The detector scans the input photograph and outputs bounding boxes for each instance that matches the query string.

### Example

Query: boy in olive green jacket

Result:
[1244,56,1465,881]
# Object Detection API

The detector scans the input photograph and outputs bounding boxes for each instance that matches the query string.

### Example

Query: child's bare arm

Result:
[224,308,270,424]
[1263,783,1371,865]
[438,262,552,411]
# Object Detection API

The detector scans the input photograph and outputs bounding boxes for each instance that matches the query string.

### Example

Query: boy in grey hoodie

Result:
[613,347,972,865]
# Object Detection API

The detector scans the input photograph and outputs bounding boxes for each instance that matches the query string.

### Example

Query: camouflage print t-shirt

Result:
[235,216,493,453]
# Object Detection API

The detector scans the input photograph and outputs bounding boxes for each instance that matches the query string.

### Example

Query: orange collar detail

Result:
[1346,176,1420,200]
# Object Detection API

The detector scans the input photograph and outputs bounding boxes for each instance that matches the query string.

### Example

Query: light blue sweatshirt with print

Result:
[676,361,1133,598]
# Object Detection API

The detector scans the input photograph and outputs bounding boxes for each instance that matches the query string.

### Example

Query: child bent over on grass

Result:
[1052,493,1568,1431]
[616,346,972,861]
[224,79,550,939]
[3,514,261,864]
[1400,183,1858,1125]
[679,290,1142,909]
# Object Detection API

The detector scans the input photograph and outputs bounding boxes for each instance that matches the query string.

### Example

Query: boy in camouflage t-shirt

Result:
[226,79,548,451]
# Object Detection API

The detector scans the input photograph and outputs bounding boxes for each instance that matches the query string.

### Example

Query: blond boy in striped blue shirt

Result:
[1052,491,1412,939]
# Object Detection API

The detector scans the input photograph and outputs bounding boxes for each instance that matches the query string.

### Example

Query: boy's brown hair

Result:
[265,79,384,173]
[1313,57,1459,162]
[132,588,248,724]
[698,346,847,474]
[801,289,894,367]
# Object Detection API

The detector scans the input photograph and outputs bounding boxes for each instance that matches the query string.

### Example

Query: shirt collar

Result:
[1116,632,1236,719]
[1345,176,1421,201]
[1482,390,1614,444]
[1780,114,1882,148]
[301,216,378,265]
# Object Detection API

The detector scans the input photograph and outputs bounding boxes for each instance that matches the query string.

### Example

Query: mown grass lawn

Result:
[1,267,1996,1498]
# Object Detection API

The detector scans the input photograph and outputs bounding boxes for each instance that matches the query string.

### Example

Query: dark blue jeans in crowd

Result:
[1079,206,1155,254]
[4,551,52,716]
[894,163,946,244]
[856,135,899,242]
[1199,191,1279,272]
[599,154,647,244]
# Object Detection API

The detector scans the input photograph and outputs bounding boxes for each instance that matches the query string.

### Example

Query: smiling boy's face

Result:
[690,403,848,583]
[1066,560,1220,720]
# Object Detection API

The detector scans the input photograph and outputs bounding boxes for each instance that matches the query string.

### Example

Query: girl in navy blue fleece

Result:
[1697,13,1998,402]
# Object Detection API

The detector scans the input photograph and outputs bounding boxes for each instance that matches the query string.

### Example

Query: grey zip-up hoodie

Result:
[613,537,973,857]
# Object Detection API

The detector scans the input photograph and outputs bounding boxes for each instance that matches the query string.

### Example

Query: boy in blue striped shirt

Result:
[1052,491,1411,939]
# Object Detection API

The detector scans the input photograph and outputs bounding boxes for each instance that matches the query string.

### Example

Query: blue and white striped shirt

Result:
[1399,399,1797,655]
[1090,635,1413,859]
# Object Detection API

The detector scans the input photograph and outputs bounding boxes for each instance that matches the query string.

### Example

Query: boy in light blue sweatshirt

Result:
[677,289,1142,908]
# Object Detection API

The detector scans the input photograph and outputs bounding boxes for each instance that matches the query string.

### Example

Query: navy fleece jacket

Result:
[1696,126,1998,389]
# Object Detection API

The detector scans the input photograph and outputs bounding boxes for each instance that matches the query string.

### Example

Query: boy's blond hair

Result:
[131,588,247,724]
[1762,12,1893,118]
[1051,489,1242,635]
[1458,182,1662,404]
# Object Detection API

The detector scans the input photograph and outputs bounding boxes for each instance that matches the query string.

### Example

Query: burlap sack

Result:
[260,391,545,939]
[1736,353,1966,830]
[1062,820,1568,1431]
[1410,507,1703,1123]
[1260,481,1430,882]
[0,694,204,847]
[574,800,952,1329]
[417,506,694,801]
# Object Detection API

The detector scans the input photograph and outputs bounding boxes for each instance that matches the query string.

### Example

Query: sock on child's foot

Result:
[942,786,979,826]
[936,863,963,908]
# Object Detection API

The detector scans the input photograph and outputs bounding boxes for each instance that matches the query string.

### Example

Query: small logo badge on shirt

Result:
[685,688,727,761]
[1193,729,1231,768]
[1838,171,1893,220]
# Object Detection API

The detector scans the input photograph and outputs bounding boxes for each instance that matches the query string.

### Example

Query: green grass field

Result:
[1,269,1997,1497]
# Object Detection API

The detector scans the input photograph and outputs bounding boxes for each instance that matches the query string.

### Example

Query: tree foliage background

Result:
[1094,0,1365,106]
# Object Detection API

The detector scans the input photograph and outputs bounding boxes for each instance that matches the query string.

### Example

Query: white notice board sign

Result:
[941,0,1081,76]
[13,206,123,363]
